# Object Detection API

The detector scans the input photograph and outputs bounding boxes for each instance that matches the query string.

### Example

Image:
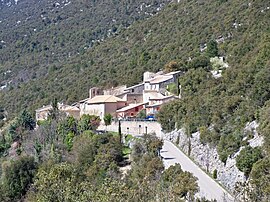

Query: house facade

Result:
[35,70,182,122]
[35,103,80,121]
[79,95,126,120]
[116,103,146,118]
[35,105,52,121]
[145,95,177,115]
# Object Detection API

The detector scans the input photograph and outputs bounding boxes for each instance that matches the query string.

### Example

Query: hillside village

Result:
[36,70,182,122]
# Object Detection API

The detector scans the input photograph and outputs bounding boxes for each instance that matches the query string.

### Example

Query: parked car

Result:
[146,115,155,121]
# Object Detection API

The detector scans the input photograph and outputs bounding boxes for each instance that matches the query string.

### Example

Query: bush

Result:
[200,126,211,145]
[213,169,217,179]
[176,134,180,145]
[1,156,37,200]
[199,126,220,146]
[167,83,178,95]
[103,113,113,126]
[188,55,210,70]
[0,140,10,157]
[79,114,101,132]
[136,109,146,119]
[236,146,263,177]
[206,40,219,58]
[217,132,242,163]
[250,157,270,200]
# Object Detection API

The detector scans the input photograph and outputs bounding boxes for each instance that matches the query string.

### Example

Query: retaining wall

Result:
[98,120,163,138]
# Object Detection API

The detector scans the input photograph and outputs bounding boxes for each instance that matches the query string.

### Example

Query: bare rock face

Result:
[245,121,264,148]
[11,141,19,149]
[164,121,264,193]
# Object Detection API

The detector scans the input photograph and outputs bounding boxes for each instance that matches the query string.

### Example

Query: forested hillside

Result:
[0,0,171,115]
[0,111,199,201]
[0,0,269,201]
[1,0,269,117]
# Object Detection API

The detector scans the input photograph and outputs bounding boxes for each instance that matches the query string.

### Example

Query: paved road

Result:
[161,140,234,202]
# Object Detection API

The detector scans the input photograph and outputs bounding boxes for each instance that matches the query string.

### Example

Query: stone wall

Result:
[99,119,264,193]
[98,120,163,137]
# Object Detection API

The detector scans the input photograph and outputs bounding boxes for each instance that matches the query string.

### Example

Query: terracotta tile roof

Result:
[145,91,166,100]
[165,70,181,76]
[35,105,52,112]
[62,105,80,111]
[145,91,177,100]
[146,103,162,107]
[86,95,126,104]
[148,75,173,84]
[116,103,146,112]
[125,83,144,90]
[36,103,80,112]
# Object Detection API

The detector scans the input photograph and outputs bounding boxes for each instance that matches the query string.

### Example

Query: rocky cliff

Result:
[164,121,264,192]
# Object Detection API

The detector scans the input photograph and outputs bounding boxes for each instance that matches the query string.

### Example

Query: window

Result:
[135,107,139,112]
[131,89,134,93]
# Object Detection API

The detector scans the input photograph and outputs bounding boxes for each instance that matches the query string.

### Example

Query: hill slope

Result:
[0,0,269,116]
[0,0,269,200]
[0,0,171,93]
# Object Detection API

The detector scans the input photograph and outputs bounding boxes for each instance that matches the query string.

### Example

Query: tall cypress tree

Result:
[118,120,122,144]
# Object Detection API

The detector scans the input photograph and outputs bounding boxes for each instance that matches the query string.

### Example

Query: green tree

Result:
[164,61,179,73]
[79,114,101,132]
[162,164,199,200]
[136,109,146,119]
[27,162,94,202]
[17,110,36,131]
[258,101,270,155]
[217,132,242,163]
[103,113,112,126]
[206,40,218,57]
[118,120,122,144]
[71,132,96,171]
[157,101,180,132]
[65,132,75,151]
[48,98,59,120]
[250,157,270,201]
[144,133,163,156]
[57,116,78,137]
[236,146,263,177]
[188,55,210,70]
[1,156,37,200]
[131,140,147,162]
[130,154,164,183]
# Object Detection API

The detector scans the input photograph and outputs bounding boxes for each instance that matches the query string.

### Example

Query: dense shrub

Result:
[213,169,217,179]
[0,156,37,200]
[217,132,242,163]
[236,146,263,177]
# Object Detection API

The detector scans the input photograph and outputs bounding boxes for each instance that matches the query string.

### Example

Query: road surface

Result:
[161,140,234,202]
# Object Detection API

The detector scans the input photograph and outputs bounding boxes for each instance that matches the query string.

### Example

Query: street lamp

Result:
[127,127,129,135]
[145,126,148,135]
[139,125,141,134]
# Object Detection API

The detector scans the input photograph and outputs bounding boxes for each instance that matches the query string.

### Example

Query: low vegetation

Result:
[0,110,200,201]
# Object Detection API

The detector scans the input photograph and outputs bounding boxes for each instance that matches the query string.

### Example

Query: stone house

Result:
[143,91,177,115]
[116,103,146,118]
[79,95,126,120]
[35,103,80,121]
